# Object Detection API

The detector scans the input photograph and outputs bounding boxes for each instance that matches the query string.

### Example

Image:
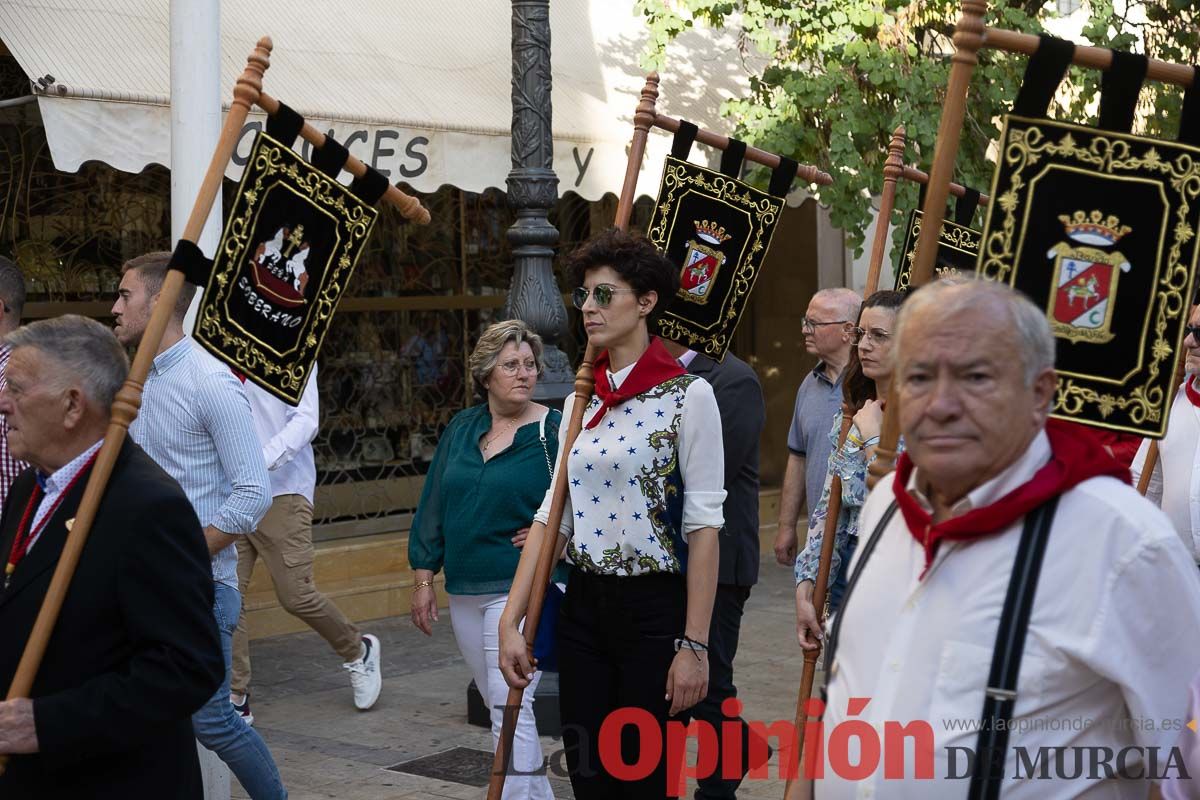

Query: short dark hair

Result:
[565,228,679,325]
[0,256,26,317]
[121,251,196,319]
[842,289,905,410]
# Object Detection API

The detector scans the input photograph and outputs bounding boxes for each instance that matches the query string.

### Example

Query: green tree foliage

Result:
[636,1,1200,257]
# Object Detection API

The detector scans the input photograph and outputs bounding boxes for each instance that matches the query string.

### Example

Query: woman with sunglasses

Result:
[409,319,566,800]
[498,228,725,799]
[794,290,905,651]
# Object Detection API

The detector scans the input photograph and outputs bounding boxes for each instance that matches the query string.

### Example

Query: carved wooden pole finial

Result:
[615,73,661,230]
[864,125,907,296]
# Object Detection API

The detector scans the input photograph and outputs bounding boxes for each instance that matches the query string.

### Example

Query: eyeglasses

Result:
[851,326,891,346]
[801,317,849,333]
[573,284,636,310]
[497,359,538,376]
[1186,325,1200,343]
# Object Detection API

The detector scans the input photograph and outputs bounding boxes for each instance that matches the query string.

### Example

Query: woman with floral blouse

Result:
[794,290,904,651]
[498,228,725,800]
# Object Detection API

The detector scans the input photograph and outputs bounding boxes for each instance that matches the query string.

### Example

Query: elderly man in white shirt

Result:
[1131,305,1200,567]
[813,279,1200,799]
[229,367,383,720]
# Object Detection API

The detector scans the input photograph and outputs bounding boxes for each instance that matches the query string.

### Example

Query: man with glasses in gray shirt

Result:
[774,288,861,573]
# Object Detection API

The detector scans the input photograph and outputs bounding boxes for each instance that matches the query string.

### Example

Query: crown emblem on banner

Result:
[694,220,732,245]
[1058,210,1131,246]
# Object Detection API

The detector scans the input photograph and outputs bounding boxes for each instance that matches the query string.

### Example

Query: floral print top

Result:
[794,409,905,585]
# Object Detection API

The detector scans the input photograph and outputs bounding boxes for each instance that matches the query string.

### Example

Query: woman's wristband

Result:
[413,580,434,591]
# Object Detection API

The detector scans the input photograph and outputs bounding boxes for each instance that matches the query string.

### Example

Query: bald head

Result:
[812,288,863,322]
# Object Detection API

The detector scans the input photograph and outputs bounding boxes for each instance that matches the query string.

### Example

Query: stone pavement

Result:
[235,545,807,800]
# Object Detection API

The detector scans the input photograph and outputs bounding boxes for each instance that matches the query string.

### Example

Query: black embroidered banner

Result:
[647,156,786,360]
[978,114,1200,437]
[894,210,981,292]
[193,131,379,405]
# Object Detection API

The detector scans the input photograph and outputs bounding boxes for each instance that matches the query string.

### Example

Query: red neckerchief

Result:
[4,450,100,589]
[1186,375,1200,408]
[586,337,686,430]
[892,419,1130,578]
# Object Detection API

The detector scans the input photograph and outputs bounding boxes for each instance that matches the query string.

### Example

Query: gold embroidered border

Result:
[895,210,980,292]
[978,114,1200,437]
[194,132,378,404]
[648,157,784,359]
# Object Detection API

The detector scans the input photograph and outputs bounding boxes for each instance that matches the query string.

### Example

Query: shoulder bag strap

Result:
[966,495,1060,800]
[822,499,899,675]
[538,409,553,477]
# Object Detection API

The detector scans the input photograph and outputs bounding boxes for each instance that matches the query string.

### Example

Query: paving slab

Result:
[234,545,811,799]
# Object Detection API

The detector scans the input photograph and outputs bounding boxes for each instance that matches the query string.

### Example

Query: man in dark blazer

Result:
[0,315,222,799]
[665,340,768,798]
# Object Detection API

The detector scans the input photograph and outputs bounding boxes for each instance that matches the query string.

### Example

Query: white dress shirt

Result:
[1132,380,1200,563]
[243,368,319,504]
[820,430,1200,799]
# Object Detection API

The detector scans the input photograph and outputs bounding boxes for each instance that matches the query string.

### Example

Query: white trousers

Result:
[448,592,553,800]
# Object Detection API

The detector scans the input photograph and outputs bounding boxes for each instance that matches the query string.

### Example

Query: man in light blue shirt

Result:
[115,252,285,800]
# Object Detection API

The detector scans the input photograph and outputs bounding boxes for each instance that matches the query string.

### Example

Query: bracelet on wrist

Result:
[674,635,709,661]
[413,580,434,591]
[862,435,880,447]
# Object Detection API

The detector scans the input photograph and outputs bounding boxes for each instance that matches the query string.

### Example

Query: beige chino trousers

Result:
[231,494,362,695]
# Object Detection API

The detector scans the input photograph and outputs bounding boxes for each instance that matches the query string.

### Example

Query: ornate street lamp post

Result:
[503,0,573,400]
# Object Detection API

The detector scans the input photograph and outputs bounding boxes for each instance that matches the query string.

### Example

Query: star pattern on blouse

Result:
[636,420,645,428]
[585,463,594,471]
[593,528,603,537]
[604,480,612,488]
[624,407,633,415]
[627,447,637,455]
[571,478,581,487]
[608,513,617,521]
[632,512,642,520]
[655,409,665,417]
[600,449,608,455]
[591,495,600,504]
[607,421,616,429]
[576,510,584,519]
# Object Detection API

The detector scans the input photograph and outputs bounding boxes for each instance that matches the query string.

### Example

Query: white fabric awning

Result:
[0,0,765,201]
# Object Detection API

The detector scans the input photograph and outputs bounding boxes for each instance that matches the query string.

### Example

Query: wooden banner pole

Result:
[864,126,907,295]
[783,411,854,800]
[869,0,988,489]
[0,37,274,776]
[1139,357,1188,495]
[486,69,661,800]
[255,92,430,225]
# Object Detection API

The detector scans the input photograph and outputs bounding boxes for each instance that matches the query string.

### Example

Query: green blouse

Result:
[408,403,568,595]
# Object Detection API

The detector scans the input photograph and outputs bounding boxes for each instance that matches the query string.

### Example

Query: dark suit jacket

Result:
[688,353,765,586]
[0,439,223,799]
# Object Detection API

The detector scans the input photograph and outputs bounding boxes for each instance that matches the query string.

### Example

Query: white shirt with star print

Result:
[534,358,725,576]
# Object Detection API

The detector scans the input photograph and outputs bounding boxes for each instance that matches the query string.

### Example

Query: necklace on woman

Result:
[481,415,519,454]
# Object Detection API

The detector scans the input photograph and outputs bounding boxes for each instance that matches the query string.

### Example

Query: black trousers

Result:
[690,583,769,799]
[558,566,689,799]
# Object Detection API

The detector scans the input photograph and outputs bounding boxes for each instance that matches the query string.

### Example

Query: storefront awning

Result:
[0,0,764,201]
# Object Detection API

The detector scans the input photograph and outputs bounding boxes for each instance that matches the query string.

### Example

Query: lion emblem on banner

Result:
[1045,211,1132,345]
[679,220,731,305]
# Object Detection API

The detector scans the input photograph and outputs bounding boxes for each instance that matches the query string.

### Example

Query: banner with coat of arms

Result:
[193,131,379,405]
[647,153,789,360]
[894,210,980,292]
[978,113,1200,438]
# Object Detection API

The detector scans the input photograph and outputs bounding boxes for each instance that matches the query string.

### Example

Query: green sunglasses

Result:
[572,284,636,310]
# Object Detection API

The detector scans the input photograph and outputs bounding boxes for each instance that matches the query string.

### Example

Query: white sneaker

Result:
[343,634,381,710]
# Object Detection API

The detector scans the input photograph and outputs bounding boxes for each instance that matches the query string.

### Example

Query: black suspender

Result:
[821,496,1061,799]
[967,496,1059,800]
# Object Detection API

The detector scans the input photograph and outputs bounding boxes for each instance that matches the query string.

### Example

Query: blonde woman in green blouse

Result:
[408,319,563,800]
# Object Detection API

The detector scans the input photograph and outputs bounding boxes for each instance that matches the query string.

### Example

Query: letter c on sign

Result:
[598,707,661,782]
